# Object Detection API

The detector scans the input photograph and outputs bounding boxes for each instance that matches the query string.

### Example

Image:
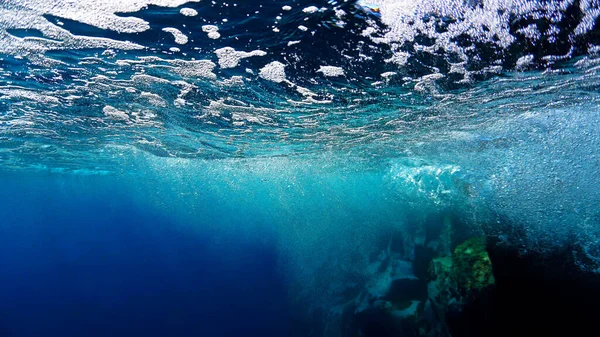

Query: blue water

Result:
[1,0,600,336]
[0,173,289,337]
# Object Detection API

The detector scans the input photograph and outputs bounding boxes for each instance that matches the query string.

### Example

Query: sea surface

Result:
[1,1,600,336]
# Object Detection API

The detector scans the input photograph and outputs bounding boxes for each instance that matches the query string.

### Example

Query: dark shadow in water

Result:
[480,240,600,337]
[445,220,600,337]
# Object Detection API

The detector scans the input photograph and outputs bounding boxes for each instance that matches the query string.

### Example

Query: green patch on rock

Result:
[451,237,495,297]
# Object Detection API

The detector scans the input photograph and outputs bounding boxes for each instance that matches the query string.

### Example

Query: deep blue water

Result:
[0,173,289,337]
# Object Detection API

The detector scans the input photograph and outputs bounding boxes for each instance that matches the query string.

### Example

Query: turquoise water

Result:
[1,0,600,336]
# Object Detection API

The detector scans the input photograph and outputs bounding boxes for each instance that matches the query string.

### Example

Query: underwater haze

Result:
[1,0,600,336]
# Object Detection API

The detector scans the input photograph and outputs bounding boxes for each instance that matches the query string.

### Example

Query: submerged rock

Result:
[451,237,495,298]
[422,237,496,337]
[428,237,494,307]
[343,255,429,337]
[321,227,600,337]
[321,229,497,337]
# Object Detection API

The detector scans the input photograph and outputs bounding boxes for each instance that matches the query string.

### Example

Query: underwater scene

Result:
[1,0,600,336]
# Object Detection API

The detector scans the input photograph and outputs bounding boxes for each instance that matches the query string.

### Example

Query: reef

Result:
[318,214,600,337]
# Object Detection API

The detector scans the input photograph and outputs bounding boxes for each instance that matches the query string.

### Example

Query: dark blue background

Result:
[0,173,290,337]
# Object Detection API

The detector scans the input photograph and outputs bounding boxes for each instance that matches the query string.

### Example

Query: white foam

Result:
[302,6,319,14]
[385,51,410,66]
[207,31,220,39]
[123,56,216,79]
[173,80,195,106]
[162,27,188,44]
[102,49,116,58]
[516,55,535,69]
[361,26,377,37]
[174,98,186,106]
[215,47,267,68]
[0,87,60,104]
[363,0,595,79]
[202,25,219,33]
[219,76,245,86]
[574,1,600,36]
[0,6,144,58]
[179,7,198,16]
[202,25,221,39]
[0,1,201,58]
[259,61,286,83]
[202,99,284,126]
[12,0,200,33]
[169,59,217,79]
[282,5,292,11]
[140,92,167,107]
[103,105,129,120]
[131,74,170,85]
[413,73,444,93]
[317,66,345,77]
[516,24,541,40]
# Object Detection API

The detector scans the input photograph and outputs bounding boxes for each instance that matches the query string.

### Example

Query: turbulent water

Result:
[1,0,600,336]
